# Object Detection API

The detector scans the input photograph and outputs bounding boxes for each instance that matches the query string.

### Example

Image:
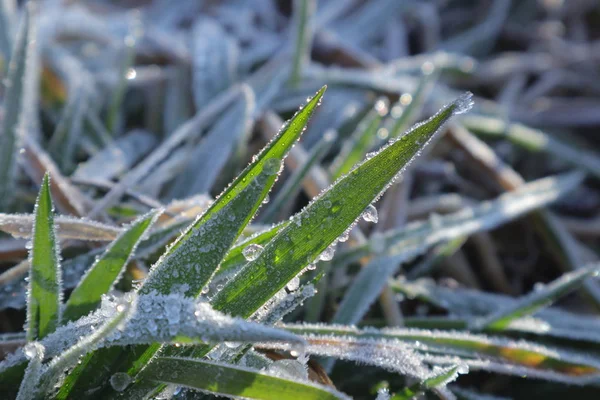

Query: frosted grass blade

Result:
[261,130,337,223]
[55,88,326,398]
[139,86,326,297]
[462,115,600,179]
[26,174,62,341]
[48,87,86,173]
[62,210,160,322]
[141,356,349,400]
[474,264,600,331]
[329,104,383,181]
[0,5,32,210]
[0,213,122,241]
[211,93,474,319]
[15,342,44,400]
[0,0,15,66]
[289,0,316,87]
[393,365,464,400]
[332,172,584,325]
[282,324,600,383]
[106,36,135,136]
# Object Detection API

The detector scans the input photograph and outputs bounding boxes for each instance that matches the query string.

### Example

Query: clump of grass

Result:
[1,1,600,399]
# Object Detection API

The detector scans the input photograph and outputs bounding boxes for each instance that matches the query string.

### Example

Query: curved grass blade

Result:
[282,323,600,384]
[0,5,32,210]
[392,365,464,400]
[261,130,337,223]
[210,93,474,319]
[473,264,600,331]
[63,210,161,322]
[26,174,61,341]
[141,356,349,400]
[139,86,326,297]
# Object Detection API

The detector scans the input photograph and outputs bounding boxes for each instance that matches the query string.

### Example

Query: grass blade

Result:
[141,356,349,400]
[139,86,326,297]
[15,342,44,400]
[210,93,473,319]
[0,5,32,210]
[261,130,337,223]
[62,210,161,322]
[0,213,122,241]
[26,173,61,341]
[329,103,384,181]
[392,365,465,400]
[289,0,316,87]
[0,0,16,67]
[461,114,600,179]
[474,264,600,331]
[282,323,600,384]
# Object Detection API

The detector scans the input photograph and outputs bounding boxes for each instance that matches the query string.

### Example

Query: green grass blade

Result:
[0,5,31,210]
[140,356,349,400]
[26,173,61,341]
[106,36,136,136]
[211,93,473,319]
[282,323,600,384]
[331,171,585,274]
[474,264,600,331]
[139,86,326,297]
[63,210,161,322]
[289,0,316,87]
[261,130,336,223]
[392,365,463,400]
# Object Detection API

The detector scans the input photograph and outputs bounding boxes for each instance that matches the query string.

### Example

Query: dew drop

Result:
[362,204,378,223]
[243,244,264,261]
[319,245,336,261]
[110,372,132,392]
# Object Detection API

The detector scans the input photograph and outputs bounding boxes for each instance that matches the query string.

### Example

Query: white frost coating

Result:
[16,342,45,400]
[243,243,264,261]
[362,204,378,223]
[0,293,304,373]
[375,387,390,400]
[259,334,429,379]
[471,264,600,330]
[267,359,309,381]
[0,213,123,241]
[278,323,600,384]
[252,284,316,325]
[451,92,474,115]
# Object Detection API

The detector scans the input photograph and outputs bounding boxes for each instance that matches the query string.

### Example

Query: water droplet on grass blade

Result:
[243,244,264,261]
[362,205,378,223]
[110,372,132,392]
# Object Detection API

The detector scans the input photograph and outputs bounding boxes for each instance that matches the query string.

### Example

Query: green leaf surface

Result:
[27,173,61,341]
[63,210,160,322]
[392,365,461,400]
[141,356,348,400]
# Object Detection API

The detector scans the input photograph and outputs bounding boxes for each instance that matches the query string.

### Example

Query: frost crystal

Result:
[243,244,264,261]
[362,204,378,223]
[262,158,282,176]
